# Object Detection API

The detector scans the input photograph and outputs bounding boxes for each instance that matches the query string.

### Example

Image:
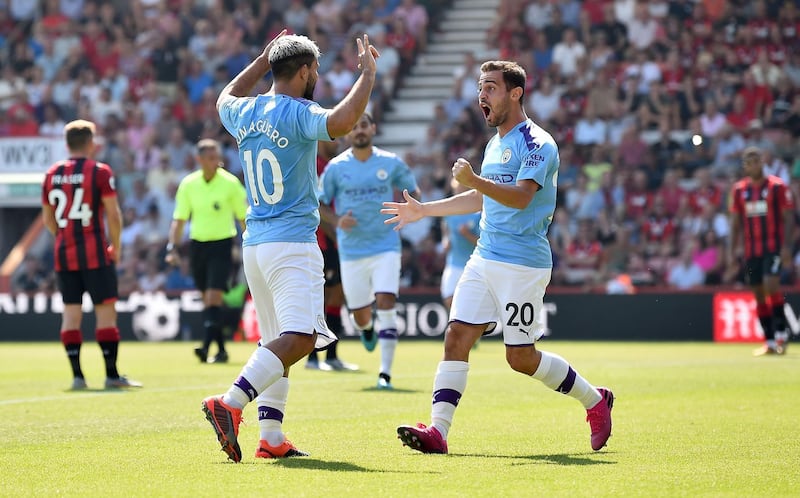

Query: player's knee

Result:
[300,338,316,356]
[289,332,317,358]
[443,323,477,361]
[506,348,537,375]
[375,292,396,309]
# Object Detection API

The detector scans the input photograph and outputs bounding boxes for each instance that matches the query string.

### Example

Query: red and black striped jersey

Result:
[41,157,116,271]
[730,175,794,259]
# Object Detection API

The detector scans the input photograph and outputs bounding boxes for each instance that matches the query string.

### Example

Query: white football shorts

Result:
[242,242,336,350]
[339,251,401,310]
[440,263,466,300]
[450,254,551,346]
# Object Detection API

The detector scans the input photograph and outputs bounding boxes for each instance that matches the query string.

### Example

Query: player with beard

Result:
[305,138,359,372]
[383,60,614,454]
[318,112,419,389]
[201,31,379,462]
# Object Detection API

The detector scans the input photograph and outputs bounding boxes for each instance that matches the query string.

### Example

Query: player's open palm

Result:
[356,34,379,74]
[382,189,422,231]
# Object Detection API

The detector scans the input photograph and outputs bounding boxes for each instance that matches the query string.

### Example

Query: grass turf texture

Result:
[1,340,799,497]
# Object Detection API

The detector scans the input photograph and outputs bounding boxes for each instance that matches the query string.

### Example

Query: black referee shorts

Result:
[190,238,233,292]
[57,265,118,305]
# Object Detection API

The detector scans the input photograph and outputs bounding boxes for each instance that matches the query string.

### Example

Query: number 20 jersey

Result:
[218,94,332,247]
[477,119,559,269]
[41,158,115,271]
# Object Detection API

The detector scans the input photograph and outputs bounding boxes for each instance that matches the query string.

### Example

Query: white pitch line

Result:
[0,368,515,407]
[0,384,225,406]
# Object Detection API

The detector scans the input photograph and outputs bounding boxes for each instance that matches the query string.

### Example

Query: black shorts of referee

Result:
[190,238,233,292]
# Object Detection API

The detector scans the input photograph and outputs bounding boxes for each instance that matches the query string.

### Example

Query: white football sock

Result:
[430,361,469,440]
[223,346,285,409]
[377,309,398,376]
[531,350,601,409]
[257,376,289,446]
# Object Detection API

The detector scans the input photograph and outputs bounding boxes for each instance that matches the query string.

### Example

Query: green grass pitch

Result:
[2,339,799,497]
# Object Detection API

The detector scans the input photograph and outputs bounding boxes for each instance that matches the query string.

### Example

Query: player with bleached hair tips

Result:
[201,30,380,463]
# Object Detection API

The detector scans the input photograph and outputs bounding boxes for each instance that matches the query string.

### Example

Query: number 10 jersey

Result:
[218,93,332,247]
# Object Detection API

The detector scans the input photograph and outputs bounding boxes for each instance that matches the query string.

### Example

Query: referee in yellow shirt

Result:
[166,139,247,364]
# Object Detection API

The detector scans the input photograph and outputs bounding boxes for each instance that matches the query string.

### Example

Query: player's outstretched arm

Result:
[382,189,482,231]
[216,29,287,110]
[327,34,379,138]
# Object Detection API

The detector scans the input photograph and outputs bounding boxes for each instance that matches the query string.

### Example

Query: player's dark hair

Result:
[64,120,95,151]
[361,111,375,124]
[479,60,527,106]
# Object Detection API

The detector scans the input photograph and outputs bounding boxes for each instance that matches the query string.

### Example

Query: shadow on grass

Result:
[63,387,134,394]
[449,452,616,466]
[358,386,420,394]
[269,457,440,474]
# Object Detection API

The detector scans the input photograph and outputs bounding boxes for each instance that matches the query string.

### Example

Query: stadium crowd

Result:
[5,0,800,295]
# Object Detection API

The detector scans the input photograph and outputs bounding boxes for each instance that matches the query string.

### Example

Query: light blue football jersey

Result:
[477,119,559,268]
[319,146,417,261]
[443,212,481,268]
[218,94,332,246]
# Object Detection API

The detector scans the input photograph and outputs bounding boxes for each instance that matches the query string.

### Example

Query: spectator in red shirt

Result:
[582,0,610,26]
[688,167,722,215]
[559,78,587,121]
[656,168,686,217]
[564,219,604,286]
[80,20,108,65]
[89,38,119,79]
[777,2,800,43]
[746,0,774,43]
[726,93,755,132]
[641,196,676,256]
[387,17,417,67]
[686,2,713,42]
[733,26,760,67]
[737,72,773,122]
[624,170,652,222]
[616,123,649,170]
[765,26,788,67]
[7,100,38,136]
[661,50,684,96]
